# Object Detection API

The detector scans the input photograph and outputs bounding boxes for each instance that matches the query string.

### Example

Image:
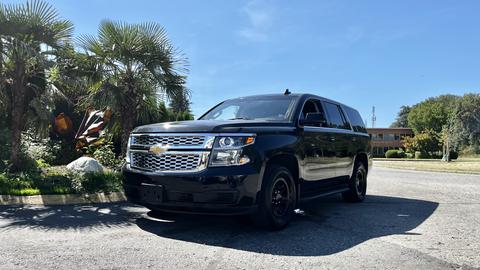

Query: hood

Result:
[132,120,295,134]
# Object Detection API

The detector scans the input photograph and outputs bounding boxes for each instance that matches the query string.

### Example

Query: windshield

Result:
[200,96,298,121]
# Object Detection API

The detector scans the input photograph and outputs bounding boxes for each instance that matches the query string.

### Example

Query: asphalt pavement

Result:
[1,167,479,269]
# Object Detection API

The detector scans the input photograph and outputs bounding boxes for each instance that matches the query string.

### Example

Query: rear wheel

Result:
[253,165,297,230]
[342,162,367,202]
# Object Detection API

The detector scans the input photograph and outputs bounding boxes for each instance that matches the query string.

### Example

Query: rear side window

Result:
[323,102,351,130]
[344,106,367,133]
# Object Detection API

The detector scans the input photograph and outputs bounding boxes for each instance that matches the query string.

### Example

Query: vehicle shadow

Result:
[0,195,438,256]
[0,203,142,231]
[136,195,439,256]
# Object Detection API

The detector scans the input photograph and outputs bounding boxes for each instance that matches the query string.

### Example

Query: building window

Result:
[384,134,395,141]
[372,133,384,141]
[394,134,400,141]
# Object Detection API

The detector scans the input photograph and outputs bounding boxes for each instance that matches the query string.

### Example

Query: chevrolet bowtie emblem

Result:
[149,144,168,155]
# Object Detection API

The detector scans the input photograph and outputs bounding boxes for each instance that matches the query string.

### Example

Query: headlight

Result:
[209,135,255,167]
[213,136,255,149]
[125,136,132,163]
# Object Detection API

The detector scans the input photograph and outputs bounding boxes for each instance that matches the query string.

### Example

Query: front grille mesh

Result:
[131,152,202,172]
[132,135,205,147]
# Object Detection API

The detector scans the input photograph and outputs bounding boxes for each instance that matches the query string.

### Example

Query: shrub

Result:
[405,152,414,159]
[385,150,397,158]
[415,151,429,159]
[22,133,80,166]
[0,127,10,162]
[71,172,123,194]
[460,145,480,157]
[0,171,74,195]
[0,170,123,195]
[11,153,41,173]
[449,151,458,160]
[93,144,122,169]
[385,149,406,158]
[397,150,407,158]
[36,159,51,169]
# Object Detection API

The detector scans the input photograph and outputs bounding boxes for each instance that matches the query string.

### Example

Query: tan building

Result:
[367,128,414,157]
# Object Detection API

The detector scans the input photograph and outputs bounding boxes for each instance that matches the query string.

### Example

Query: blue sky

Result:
[7,0,480,127]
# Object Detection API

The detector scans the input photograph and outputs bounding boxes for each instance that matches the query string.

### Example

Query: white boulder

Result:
[66,157,104,173]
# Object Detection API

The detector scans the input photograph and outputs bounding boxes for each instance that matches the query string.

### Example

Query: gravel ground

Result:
[1,167,479,270]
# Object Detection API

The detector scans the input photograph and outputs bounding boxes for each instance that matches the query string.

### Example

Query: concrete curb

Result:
[0,192,126,206]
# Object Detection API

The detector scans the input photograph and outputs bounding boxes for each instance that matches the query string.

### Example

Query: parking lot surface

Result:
[1,167,479,270]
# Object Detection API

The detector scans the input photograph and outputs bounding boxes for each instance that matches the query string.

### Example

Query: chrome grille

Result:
[131,151,207,172]
[132,135,205,147]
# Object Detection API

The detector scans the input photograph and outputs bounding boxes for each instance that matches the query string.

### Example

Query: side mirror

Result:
[299,112,327,127]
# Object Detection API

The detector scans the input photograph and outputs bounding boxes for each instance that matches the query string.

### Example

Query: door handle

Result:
[352,137,357,142]
[329,136,336,142]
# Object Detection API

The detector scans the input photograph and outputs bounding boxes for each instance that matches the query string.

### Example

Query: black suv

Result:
[122,93,371,229]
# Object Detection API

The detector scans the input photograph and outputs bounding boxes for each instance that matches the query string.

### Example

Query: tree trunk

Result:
[0,38,3,81]
[9,61,26,171]
[120,78,138,156]
[120,107,137,156]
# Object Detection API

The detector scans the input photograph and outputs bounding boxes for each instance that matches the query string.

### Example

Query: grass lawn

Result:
[374,158,480,174]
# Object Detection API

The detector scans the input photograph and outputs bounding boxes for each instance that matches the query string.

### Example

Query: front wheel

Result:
[342,162,367,202]
[253,165,297,230]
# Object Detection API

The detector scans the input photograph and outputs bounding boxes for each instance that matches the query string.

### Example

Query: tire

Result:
[253,165,297,230]
[342,162,367,202]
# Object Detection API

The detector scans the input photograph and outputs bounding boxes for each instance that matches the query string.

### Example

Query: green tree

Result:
[402,135,415,153]
[78,20,189,154]
[413,129,441,155]
[0,0,73,170]
[390,105,411,128]
[167,76,192,115]
[407,95,459,134]
[402,129,441,155]
[448,93,480,153]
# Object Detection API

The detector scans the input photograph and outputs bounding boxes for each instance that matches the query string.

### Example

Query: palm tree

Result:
[0,0,73,170]
[78,20,189,154]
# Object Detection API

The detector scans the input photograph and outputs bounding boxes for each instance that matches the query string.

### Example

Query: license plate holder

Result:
[140,183,164,204]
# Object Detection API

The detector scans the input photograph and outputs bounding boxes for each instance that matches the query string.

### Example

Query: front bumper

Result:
[122,163,262,215]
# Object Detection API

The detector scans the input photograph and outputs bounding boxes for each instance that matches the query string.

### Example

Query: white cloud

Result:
[238,0,275,42]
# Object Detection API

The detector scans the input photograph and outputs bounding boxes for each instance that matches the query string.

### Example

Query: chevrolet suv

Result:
[122,93,371,229]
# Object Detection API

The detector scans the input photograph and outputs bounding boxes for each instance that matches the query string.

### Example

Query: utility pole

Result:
[371,106,376,128]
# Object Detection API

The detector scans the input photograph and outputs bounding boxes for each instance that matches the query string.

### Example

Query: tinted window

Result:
[301,100,318,118]
[344,106,367,133]
[300,99,327,127]
[323,102,350,130]
[200,96,297,121]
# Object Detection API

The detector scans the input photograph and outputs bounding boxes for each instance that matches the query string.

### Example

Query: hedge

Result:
[385,149,406,158]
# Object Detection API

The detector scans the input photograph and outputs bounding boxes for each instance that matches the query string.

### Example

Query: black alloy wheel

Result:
[342,162,367,202]
[254,165,296,230]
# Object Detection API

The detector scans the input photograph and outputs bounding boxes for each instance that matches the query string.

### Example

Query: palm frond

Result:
[0,0,73,47]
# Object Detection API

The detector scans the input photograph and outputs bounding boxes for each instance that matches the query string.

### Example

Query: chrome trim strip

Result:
[130,133,256,150]
[125,163,205,175]
[303,126,369,137]
[131,133,256,137]
[130,134,213,150]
